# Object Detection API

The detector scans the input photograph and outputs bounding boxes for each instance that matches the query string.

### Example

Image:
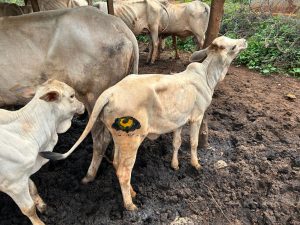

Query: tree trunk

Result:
[29,0,40,12]
[87,0,93,5]
[107,0,114,15]
[203,0,225,48]
[199,0,225,149]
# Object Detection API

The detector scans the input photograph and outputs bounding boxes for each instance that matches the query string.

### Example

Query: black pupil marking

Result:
[112,116,141,133]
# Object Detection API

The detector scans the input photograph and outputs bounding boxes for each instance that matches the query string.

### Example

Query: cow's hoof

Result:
[37,203,47,213]
[171,162,179,171]
[193,163,202,171]
[125,203,138,211]
[81,175,94,184]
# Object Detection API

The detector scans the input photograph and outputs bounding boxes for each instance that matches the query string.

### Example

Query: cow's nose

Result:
[240,39,247,49]
[77,104,85,115]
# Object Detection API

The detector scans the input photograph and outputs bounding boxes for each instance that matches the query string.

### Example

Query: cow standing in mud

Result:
[42,36,247,210]
[0,6,139,185]
[0,80,84,225]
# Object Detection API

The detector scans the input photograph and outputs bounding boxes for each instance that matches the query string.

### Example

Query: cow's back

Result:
[0,7,137,106]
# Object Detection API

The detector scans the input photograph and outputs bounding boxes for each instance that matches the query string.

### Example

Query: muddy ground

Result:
[0,48,299,225]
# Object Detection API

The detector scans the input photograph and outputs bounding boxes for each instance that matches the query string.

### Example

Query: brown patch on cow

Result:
[209,43,225,51]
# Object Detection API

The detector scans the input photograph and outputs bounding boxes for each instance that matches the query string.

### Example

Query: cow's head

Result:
[190,36,247,81]
[36,79,85,133]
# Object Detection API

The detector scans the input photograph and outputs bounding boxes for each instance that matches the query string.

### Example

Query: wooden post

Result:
[203,0,225,48]
[107,0,114,15]
[29,0,40,12]
[199,0,225,149]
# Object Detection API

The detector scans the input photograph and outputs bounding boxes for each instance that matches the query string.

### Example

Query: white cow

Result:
[158,0,210,59]
[41,36,247,211]
[0,80,84,225]
[94,0,169,64]
[26,0,88,11]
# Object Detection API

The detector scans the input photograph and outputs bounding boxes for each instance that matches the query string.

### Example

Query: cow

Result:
[0,79,84,225]
[0,2,32,17]
[0,6,139,185]
[157,0,210,60]
[26,0,88,11]
[41,36,248,210]
[94,0,169,64]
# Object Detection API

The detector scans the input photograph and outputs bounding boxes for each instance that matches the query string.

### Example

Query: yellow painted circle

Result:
[119,118,133,128]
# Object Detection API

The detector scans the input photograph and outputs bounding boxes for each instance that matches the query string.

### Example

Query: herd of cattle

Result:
[0,0,247,224]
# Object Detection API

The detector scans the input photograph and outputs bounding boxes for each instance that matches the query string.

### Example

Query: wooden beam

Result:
[107,0,114,15]
[30,0,40,12]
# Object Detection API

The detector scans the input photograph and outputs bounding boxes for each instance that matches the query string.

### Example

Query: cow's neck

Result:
[14,99,59,149]
[201,54,228,93]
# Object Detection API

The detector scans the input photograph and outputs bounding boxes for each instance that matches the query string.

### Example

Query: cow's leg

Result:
[115,138,142,210]
[157,36,163,60]
[199,113,209,149]
[29,179,46,213]
[147,26,159,64]
[171,127,182,170]
[7,180,44,225]
[194,33,205,50]
[82,122,111,184]
[190,119,203,170]
[172,35,180,59]
[113,144,136,199]
[147,34,154,64]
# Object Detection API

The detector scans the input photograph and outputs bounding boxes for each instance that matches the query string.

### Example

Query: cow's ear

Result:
[189,49,208,62]
[40,91,60,102]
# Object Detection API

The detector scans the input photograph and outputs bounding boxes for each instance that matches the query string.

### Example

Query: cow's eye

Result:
[70,94,75,98]
[231,45,237,50]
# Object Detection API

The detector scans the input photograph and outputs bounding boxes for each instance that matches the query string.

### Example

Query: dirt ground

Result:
[0,48,299,225]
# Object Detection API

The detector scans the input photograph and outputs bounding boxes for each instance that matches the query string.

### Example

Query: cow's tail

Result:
[39,90,112,161]
[128,28,139,74]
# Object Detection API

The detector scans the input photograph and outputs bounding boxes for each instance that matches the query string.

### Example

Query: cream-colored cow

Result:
[41,36,247,211]
[26,0,88,11]
[94,0,169,64]
[0,80,84,225]
[158,0,210,59]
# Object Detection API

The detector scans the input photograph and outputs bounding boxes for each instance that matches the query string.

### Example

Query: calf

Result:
[0,80,84,225]
[41,36,247,210]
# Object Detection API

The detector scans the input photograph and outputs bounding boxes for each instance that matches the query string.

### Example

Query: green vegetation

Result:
[222,3,300,77]
[2,0,24,5]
